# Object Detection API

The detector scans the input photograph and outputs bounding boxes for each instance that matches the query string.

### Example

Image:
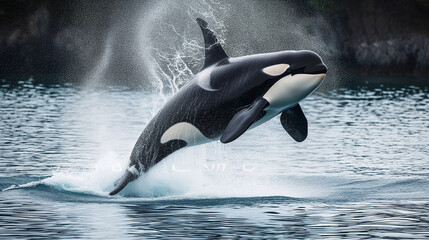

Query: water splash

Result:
[84,31,114,88]
[137,0,229,96]
[3,144,325,199]
[2,151,127,196]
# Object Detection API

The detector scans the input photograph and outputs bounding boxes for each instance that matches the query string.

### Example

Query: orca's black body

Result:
[110,18,327,195]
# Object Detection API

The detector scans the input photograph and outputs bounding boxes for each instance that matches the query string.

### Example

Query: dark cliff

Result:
[0,1,118,80]
[334,0,429,76]
[0,0,428,83]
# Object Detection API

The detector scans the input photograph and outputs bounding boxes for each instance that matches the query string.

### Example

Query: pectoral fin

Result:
[221,98,269,143]
[280,104,308,142]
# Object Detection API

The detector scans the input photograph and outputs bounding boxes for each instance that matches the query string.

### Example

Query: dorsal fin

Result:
[196,18,229,70]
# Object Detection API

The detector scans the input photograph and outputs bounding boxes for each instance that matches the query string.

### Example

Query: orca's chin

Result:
[301,73,326,97]
[263,73,326,109]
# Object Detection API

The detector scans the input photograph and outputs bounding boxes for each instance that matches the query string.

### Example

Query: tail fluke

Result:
[109,165,139,196]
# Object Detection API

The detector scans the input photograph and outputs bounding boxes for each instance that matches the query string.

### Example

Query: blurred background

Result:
[1,0,428,87]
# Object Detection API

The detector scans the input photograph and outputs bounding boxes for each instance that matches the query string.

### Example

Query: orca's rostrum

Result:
[109,18,327,195]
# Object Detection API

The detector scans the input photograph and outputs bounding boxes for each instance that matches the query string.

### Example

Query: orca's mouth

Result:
[288,63,327,76]
[305,63,328,74]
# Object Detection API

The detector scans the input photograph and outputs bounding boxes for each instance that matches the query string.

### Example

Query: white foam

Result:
[5,143,325,200]
[40,151,129,196]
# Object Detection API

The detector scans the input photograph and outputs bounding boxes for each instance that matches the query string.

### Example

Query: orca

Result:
[109,18,327,195]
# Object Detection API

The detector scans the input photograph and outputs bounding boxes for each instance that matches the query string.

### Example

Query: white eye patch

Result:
[262,64,290,76]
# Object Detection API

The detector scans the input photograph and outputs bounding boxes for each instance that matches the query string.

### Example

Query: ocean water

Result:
[1,77,429,239]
